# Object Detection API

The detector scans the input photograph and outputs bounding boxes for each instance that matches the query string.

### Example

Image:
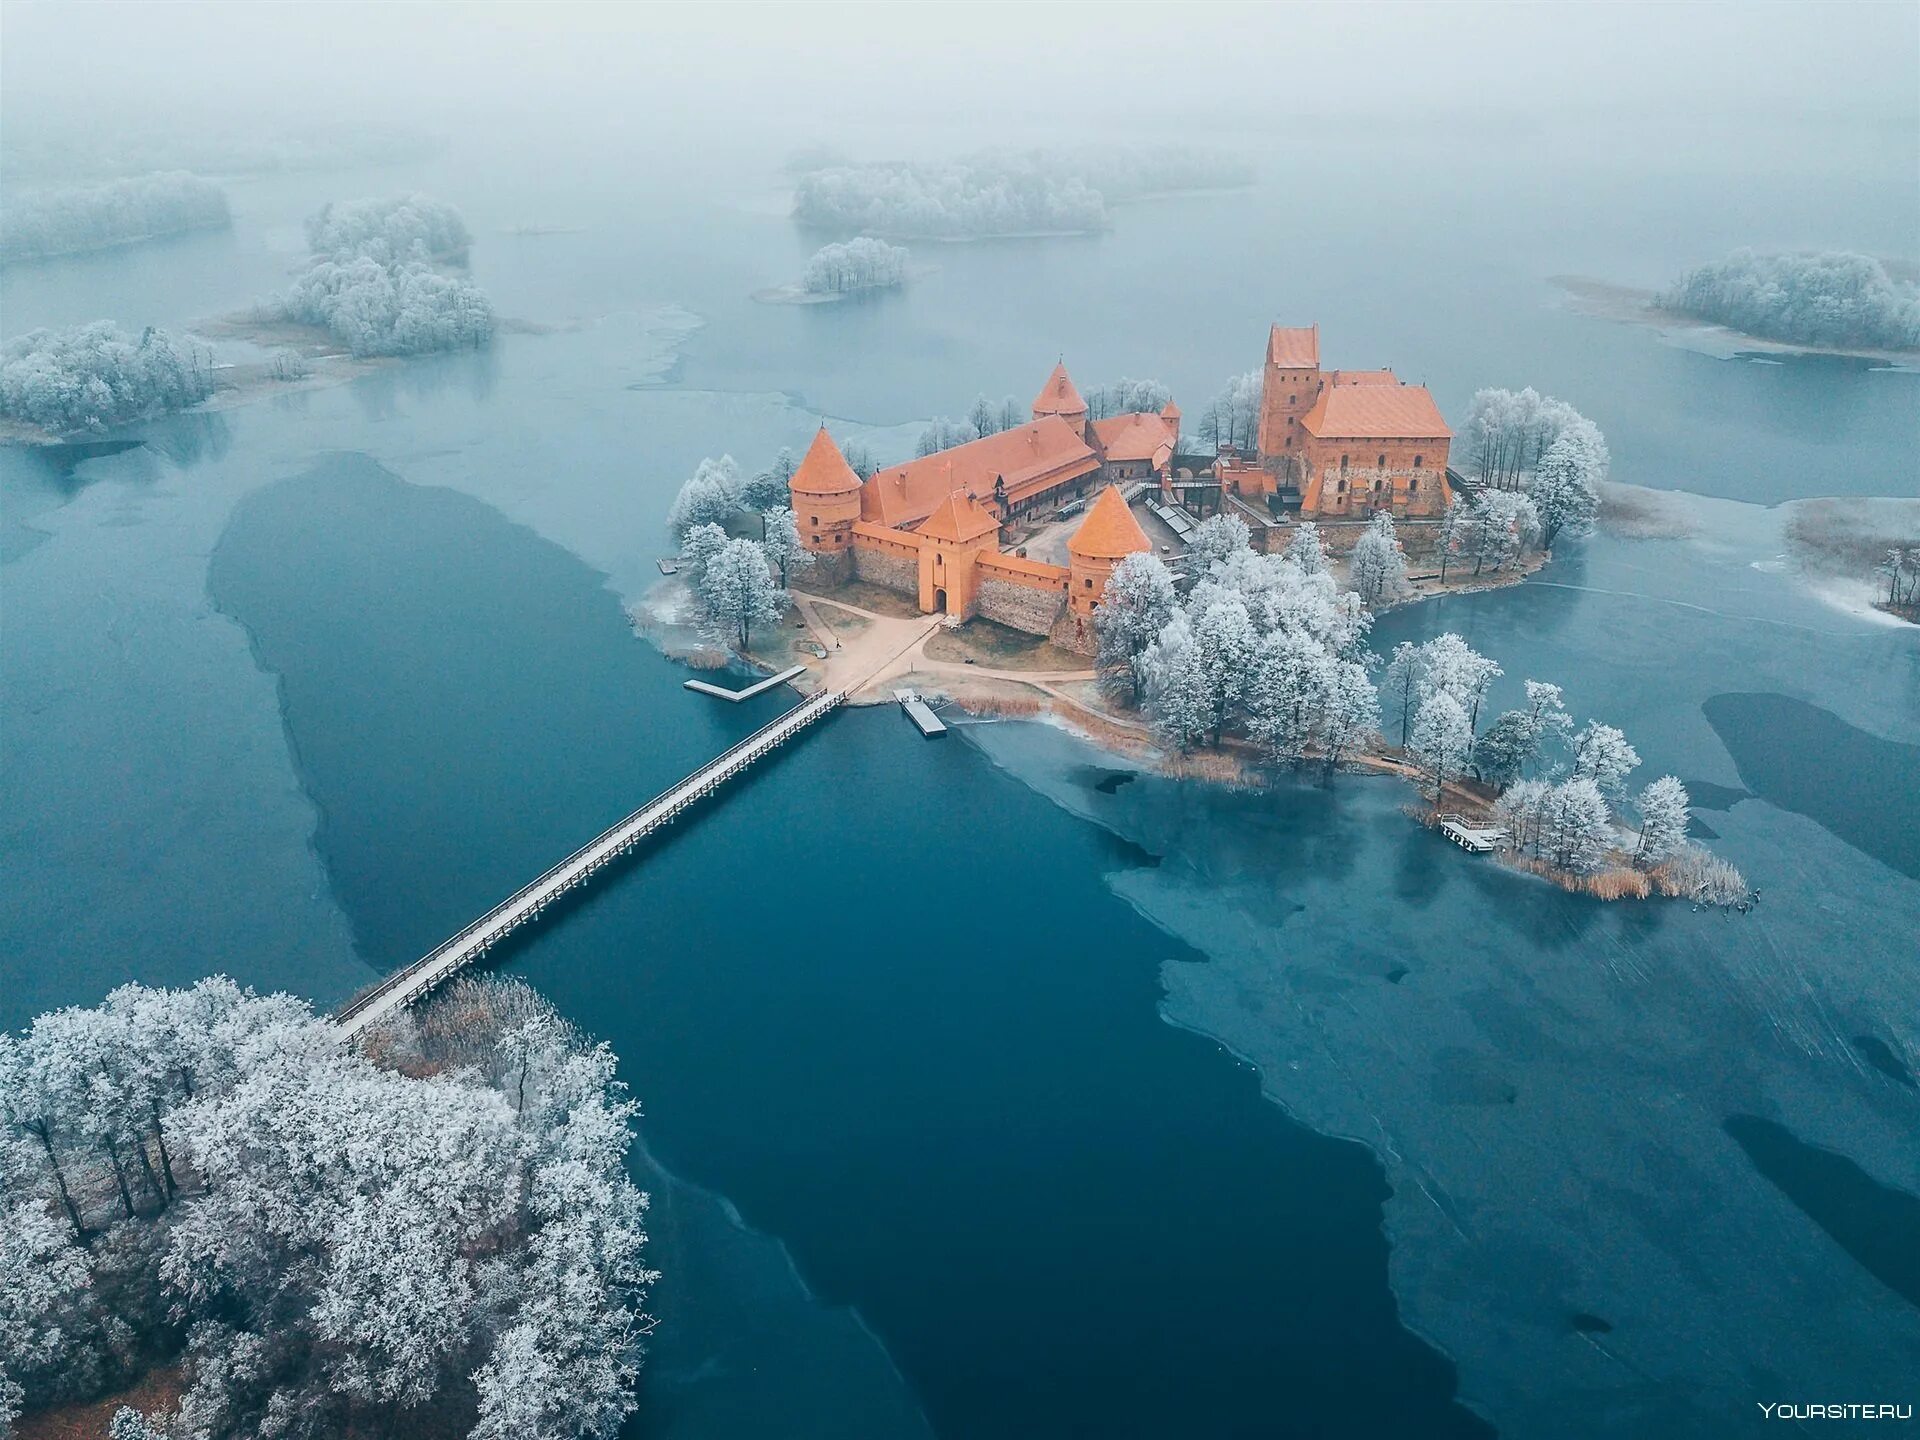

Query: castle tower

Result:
[1160,399,1181,449]
[1256,324,1322,465]
[788,425,864,584]
[915,490,1001,618]
[1063,484,1152,648]
[1031,361,1089,433]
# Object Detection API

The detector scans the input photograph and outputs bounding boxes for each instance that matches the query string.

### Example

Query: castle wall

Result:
[850,523,921,597]
[976,577,1065,635]
[804,548,854,588]
[1300,440,1450,519]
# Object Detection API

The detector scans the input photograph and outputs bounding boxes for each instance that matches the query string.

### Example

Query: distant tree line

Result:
[1664,249,1920,351]
[277,195,493,357]
[0,172,230,264]
[0,323,215,434]
[801,237,910,294]
[0,976,653,1440]
[1083,378,1172,420]
[792,146,1253,240]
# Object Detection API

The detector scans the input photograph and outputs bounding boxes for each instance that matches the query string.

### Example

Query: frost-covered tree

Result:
[1186,511,1252,577]
[1245,628,1335,765]
[1191,592,1259,743]
[0,324,216,434]
[1570,719,1640,799]
[694,537,786,651]
[1632,776,1692,868]
[1095,552,1177,703]
[1286,521,1327,577]
[1349,512,1410,608]
[915,416,978,456]
[1462,490,1540,575]
[1665,249,1920,351]
[968,395,999,438]
[1195,369,1262,451]
[1084,377,1172,420]
[1463,387,1583,488]
[801,236,910,294]
[1,172,231,264]
[1531,419,1606,547]
[1538,778,1615,873]
[842,440,878,481]
[1317,660,1381,780]
[1408,690,1474,801]
[1420,633,1502,733]
[1139,611,1212,752]
[739,448,797,512]
[1381,642,1426,748]
[0,977,653,1440]
[668,456,741,539]
[760,507,814,588]
[1433,500,1464,584]
[1472,679,1570,788]
[680,522,728,591]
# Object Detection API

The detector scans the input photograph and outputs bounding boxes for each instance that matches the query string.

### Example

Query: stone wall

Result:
[976,576,1064,636]
[852,544,916,597]
[804,548,853,589]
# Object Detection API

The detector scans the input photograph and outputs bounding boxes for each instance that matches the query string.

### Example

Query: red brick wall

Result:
[1299,436,1451,518]
[1258,366,1322,457]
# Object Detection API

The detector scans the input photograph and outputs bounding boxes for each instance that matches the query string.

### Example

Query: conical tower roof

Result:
[1031,362,1086,418]
[1068,484,1151,560]
[918,491,1000,545]
[788,426,863,497]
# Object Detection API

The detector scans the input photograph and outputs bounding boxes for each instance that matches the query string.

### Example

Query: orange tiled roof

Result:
[788,426,862,496]
[861,417,1098,529]
[1160,400,1181,418]
[1068,484,1151,560]
[1092,411,1175,466]
[1328,369,1398,387]
[1031,362,1086,417]
[918,491,1001,544]
[1299,376,1450,440]
[1267,325,1319,369]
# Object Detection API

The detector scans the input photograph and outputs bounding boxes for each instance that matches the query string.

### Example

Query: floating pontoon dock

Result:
[896,690,948,738]
[684,665,808,703]
[1437,814,1509,852]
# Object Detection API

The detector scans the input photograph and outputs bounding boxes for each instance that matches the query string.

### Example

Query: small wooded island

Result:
[656,323,1749,906]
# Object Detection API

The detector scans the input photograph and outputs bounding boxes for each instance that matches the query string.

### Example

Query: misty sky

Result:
[4,0,1915,164]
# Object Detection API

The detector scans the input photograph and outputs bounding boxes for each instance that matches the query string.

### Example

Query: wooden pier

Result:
[684,664,808,703]
[334,689,845,1038]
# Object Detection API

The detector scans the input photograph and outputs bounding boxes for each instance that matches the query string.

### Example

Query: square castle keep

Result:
[791,332,1452,652]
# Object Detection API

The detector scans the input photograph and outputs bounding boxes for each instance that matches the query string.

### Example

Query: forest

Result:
[0,172,231,264]
[1664,249,1920,351]
[0,323,215,434]
[276,195,494,357]
[0,976,653,1440]
[791,145,1252,239]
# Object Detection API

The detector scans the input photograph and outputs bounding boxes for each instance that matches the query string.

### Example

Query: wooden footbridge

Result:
[334,688,845,1038]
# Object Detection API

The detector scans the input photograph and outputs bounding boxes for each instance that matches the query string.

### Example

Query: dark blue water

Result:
[207,458,1489,1438]
[5,122,1919,1440]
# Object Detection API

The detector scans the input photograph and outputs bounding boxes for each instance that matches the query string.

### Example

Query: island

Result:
[649,323,1744,907]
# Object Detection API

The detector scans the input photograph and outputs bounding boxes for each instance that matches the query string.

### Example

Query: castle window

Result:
[810,516,817,525]
[1340,454,1349,474]
[1377,454,1386,468]
[1414,455,1424,468]
[811,534,820,544]
[1085,578,1094,588]
[1409,477,1419,493]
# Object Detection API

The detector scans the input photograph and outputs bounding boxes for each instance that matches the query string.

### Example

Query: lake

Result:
[3,120,1917,1438]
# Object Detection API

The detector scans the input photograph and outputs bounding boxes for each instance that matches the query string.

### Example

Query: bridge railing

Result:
[334,689,844,1029]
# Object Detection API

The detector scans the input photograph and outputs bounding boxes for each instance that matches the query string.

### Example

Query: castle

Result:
[791,331,1453,651]
[791,362,1168,652]
[1224,324,1454,520]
